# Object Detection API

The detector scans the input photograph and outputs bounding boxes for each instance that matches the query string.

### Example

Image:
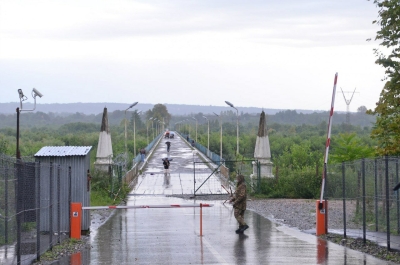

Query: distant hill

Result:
[0,102,321,116]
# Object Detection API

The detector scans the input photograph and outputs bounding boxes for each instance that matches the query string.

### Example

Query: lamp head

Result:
[129,102,138,109]
[225,101,234,108]
[213,112,219,117]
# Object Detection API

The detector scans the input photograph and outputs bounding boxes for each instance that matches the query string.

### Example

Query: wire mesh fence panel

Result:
[326,156,400,248]
[0,154,74,264]
[0,163,17,245]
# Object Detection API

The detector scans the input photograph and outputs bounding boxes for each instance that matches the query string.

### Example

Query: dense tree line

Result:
[0,103,378,199]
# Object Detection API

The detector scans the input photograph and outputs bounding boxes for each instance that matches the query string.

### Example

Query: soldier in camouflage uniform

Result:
[230,174,249,234]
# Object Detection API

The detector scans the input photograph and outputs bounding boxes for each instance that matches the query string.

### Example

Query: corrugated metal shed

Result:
[35,146,92,232]
[35,146,91,157]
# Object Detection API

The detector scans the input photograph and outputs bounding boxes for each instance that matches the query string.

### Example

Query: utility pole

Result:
[340,87,358,129]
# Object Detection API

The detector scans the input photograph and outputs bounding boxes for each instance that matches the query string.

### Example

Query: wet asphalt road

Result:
[88,133,394,264]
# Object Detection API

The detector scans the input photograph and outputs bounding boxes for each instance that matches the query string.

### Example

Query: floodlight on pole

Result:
[192,117,198,142]
[213,112,223,160]
[147,117,153,145]
[125,102,138,157]
[133,110,142,158]
[225,101,239,155]
[203,116,210,156]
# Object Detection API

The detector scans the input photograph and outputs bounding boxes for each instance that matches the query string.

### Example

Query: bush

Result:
[90,170,130,206]
[256,167,321,199]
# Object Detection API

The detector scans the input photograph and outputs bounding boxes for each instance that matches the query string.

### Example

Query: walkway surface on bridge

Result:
[131,133,229,196]
[2,132,396,264]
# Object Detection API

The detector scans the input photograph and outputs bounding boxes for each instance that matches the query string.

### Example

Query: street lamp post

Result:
[147,117,153,145]
[213,112,222,161]
[151,118,155,139]
[133,110,142,158]
[155,120,159,136]
[225,101,239,155]
[203,116,209,156]
[125,102,138,156]
[187,119,191,139]
[192,117,198,142]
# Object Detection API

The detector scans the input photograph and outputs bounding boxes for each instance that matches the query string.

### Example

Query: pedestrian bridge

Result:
[130,131,233,196]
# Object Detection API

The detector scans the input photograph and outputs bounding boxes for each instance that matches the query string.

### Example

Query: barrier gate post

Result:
[316,200,328,236]
[70,202,82,239]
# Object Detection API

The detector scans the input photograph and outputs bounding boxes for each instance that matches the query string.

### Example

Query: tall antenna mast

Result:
[340,87,357,125]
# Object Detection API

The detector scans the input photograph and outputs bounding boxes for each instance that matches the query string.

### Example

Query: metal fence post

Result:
[49,162,53,249]
[374,158,378,232]
[342,162,346,238]
[385,155,390,250]
[257,161,261,194]
[119,165,122,185]
[362,158,366,244]
[193,161,196,197]
[5,165,8,245]
[36,162,41,262]
[16,159,22,265]
[68,166,72,235]
[396,157,399,234]
[57,165,61,244]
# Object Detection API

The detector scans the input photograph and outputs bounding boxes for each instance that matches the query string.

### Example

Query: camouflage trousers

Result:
[234,208,247,226]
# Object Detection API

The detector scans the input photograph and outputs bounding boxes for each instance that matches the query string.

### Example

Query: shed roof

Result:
[35,146,92,157]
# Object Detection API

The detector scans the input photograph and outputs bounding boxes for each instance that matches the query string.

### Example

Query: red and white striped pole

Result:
[319,72,338,206]
[316,72,337,236]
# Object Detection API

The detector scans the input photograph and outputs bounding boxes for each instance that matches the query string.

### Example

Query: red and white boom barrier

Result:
[82,203,213,210]
[71,203,213,239]
[316,72,338,236]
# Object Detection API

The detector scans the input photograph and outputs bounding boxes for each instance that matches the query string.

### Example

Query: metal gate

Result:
[193,160,256,196]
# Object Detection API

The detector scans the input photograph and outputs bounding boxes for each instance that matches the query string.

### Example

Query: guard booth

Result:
[34,146,92,233]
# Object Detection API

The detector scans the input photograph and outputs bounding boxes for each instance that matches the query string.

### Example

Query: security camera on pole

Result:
[15,87,43,264]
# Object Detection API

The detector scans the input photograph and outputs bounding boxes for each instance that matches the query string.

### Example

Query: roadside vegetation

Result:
[0,103,377,204]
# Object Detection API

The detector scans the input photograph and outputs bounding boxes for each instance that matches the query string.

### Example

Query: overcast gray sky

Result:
[0,0,384,112]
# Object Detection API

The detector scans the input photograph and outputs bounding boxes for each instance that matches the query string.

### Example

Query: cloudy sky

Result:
[0,0,385,112]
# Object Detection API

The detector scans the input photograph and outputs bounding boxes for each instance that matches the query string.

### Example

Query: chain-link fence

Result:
[326,156,400,249]
[0,155,75,265]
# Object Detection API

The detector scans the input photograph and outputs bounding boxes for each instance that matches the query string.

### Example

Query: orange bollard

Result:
[316,200,328,236]
[70,202,82,239]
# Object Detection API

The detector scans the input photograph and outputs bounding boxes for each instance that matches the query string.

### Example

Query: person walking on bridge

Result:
[165,141,171,152]
[162,158,171,174]
[230,174,249,234]
[140,148,146,162]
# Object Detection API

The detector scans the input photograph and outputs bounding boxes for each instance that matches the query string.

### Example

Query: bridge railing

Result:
[178,132,225,165]
[124,133,163,184]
